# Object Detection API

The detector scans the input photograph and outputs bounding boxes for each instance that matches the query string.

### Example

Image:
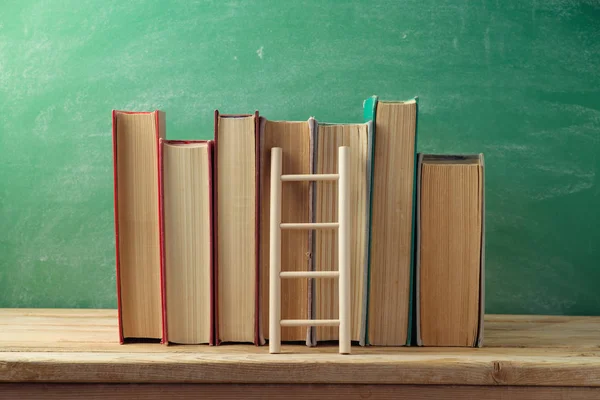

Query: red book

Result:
[214,110,264,345]
[159,139,215,345]
[112,110,165,343]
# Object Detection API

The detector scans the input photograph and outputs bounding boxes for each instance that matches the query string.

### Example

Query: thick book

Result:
[363,96,418,346]
[311,120,373,346]
[159,139,214,345]
[112,110,165,343]
[258,118,314,344]
[214,111,264,345]
[415,154,485,347]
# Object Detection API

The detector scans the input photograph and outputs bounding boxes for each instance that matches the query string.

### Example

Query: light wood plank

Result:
[2,310,600,386]
[2,310,600,351]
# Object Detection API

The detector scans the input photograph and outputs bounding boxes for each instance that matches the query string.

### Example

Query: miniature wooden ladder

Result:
[269,146,351,355]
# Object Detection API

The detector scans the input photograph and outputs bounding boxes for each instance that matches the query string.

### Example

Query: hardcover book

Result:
[160,139,214,345]
[112,110,165,343]
[363,96,418,346]
[311,120,373,346]
[214,111,264,345]
[415,154,485,347]
[258,118,314,344]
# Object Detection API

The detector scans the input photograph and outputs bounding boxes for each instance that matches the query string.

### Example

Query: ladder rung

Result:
[280,319,340,327]
[281,174,339,182]
[280,271,340,279]
[280,222,339,230]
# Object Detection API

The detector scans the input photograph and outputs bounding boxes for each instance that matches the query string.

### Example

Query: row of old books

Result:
[112,96,484,347]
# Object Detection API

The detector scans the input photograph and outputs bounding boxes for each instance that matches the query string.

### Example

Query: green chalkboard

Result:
[1,0,599,314]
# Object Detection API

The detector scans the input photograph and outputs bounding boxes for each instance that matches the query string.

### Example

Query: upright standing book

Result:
[112,110,165,343]
[160,139,214,345]
[415,154,485,347]
[214,111,264,345]
[258,118,314,344]
[363,96,418,346]
[311,120,372,346]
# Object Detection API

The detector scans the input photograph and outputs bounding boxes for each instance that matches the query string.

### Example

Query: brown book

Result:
[365,98,417,346]
[160,140,214,345]
[112,110,165,343]
[416,154,485,347]
[258,118,314,344]
[312,121,372,345]
[214,111,264,345]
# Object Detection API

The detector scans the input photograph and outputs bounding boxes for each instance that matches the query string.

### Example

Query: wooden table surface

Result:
[2,309,600,399]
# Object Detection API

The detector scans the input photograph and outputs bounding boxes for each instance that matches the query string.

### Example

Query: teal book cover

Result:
[362,96,418,346]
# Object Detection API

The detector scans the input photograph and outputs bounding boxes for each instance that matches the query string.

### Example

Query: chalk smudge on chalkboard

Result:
[534,164,594,179]
[487,144,529,152]
[531,180,594,201]
[484,27,490,57]
[34,105,56,139]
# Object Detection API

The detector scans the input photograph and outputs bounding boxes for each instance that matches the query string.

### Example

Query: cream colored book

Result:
[416,154,485,347]
[161,140,214,345]
[311,120,372,345]
[259,118,314,344]
[214,111,264,345]
[364,97,417,346]
[112,110,164,343]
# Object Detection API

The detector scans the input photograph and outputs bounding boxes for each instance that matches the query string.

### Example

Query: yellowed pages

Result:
[368,101,417,345]
[217,115,257,343]
[116,112,162,339]
[419,162,482,346]
[259,120,311,342]
[314,123,368,342]
[163,142,211,344]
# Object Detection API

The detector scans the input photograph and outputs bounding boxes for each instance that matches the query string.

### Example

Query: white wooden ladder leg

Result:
[338,146,351,355]
[269,147,282,354]
[269,146,351,355]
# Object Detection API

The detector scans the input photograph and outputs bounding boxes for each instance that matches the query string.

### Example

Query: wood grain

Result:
[115,112,163,340]
[368,101,417,346]
[217,116,257,343]
[3,384,600,399]
[2,310,600,386]
[259,120,311,342]
[419,161,482,346]
[314,123,368,342]
[163,142,211,344]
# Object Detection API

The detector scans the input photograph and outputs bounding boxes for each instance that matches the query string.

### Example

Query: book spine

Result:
[155,111,167,345]
[158,138,168,344]
[254,111,263,346]
[407,98,419,347]
[213,110,221,345]
[477,153,485,348]
[360,119,375,347]
[111,110,124,345]
[362,96,378,346]
[208,140,216,346]
[414,153,424,346]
